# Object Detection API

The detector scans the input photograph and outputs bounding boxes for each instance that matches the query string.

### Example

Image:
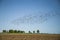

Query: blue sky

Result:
[0,0,60,34]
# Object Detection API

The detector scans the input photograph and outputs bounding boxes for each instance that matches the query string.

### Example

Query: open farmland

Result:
[0,33,60,40]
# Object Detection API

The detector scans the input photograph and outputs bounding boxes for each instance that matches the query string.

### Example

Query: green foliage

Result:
[2,29,25,33]
[17,30,21,33]
[9,30,14,33]
[33,31,35,33]
[20,31,25,33]
[37,30,40,33]
[3,30,6,33]
[14,30,18,33]
[2,29,40,34]
[28,31,32,34]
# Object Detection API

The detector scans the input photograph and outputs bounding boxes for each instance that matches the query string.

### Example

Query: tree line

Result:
[2,29,40,34]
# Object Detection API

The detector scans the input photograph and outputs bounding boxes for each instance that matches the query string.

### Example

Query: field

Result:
[0,33,60,40]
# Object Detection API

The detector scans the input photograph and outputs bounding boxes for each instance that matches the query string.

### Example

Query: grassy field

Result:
[0,33,60,40]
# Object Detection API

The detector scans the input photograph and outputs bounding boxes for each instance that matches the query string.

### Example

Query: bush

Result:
[17,30,21,33]
[3,30,6,33]
[14,30,18,33]
[20,31,25,33]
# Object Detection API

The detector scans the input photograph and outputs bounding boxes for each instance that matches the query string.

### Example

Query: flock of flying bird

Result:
[12,11,59,26]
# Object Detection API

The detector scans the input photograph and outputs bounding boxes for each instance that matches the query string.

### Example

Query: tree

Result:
[3,30,6,33]
[37,30,40,33]
[9,30,14,33]
[14,30,18,33]
[20,31,25,33]
[28,31,32,34]
[33,31,35,33]
[17,30,21,33]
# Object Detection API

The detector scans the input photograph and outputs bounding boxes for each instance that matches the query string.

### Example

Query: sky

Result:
[0,0,60,34]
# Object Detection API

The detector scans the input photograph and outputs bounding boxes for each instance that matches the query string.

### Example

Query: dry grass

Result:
[0,33,60,40]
